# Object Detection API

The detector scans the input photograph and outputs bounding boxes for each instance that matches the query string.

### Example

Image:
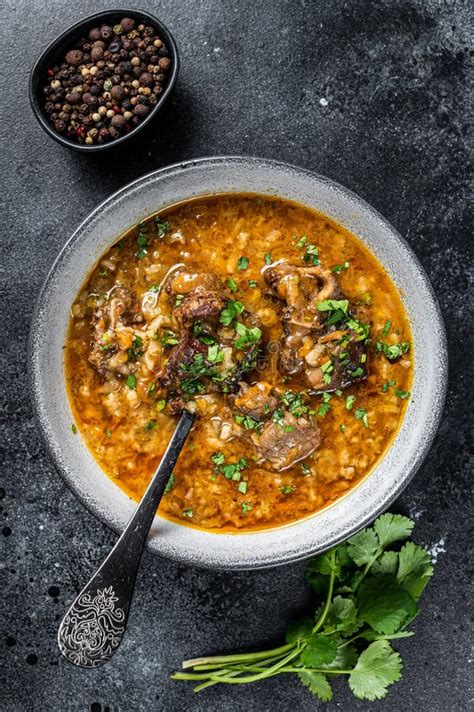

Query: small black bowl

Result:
[29,8,179,152]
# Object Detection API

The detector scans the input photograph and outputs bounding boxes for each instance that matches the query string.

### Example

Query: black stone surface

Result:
[1,1,472,710]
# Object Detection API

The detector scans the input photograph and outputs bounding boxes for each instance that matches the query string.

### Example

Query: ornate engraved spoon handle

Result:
[58,410,195,668]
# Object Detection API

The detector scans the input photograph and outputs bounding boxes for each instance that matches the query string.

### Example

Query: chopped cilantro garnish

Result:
[381,380,396,393]
[234,322,262,349]
[381,320,392,338]
[126,374,137,390]
[395,388,410,400]
[264,252,273,265]
[235,414,262,431]
[136,231,149,259]
[241,502,253,514]
[145,420,156,431]
[211,451,225,466]
[164,472,175,494]
[375,341,411,361]
[331,261,350,273]
[280,484,296,495]
[175,294,185,307]
[346,395,356,410]
[238,256,249,270]
[207,344,224,363]
[300,462,311,476]
[354,407,369,428]
[248,279,258,288]
[156,399,167,412]
[71,423,77,434]
[226,277,238,293]
[155,217,170,237]
[238,481,248,494]
[182,508,193,518]
[220,300,245,326]
[273,408,286,428]
[304,243,319,265]
[160,330,179,347]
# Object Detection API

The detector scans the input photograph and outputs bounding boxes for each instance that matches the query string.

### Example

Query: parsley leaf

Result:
[164,473,175,494]
[237,256,249,270]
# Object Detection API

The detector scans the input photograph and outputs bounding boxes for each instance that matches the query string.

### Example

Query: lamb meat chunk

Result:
[250,411,320,471]
[88,287,143,377]
[305,330,368,393]
[264,262,341,328]
[166,268,228,332]
[234,381,279,420]
[158,333,207,392]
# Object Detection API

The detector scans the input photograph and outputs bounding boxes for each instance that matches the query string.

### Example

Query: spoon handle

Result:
[58,410,195,668]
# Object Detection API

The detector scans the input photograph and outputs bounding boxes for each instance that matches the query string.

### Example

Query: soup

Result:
[65,194,413,531]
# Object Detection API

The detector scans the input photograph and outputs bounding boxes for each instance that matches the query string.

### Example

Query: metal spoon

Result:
[57,409,195,668]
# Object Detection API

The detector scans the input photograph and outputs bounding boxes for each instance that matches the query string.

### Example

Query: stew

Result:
[65,194,413,531]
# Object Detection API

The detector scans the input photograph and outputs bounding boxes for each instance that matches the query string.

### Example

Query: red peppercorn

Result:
[113,105,121,113]
[76,126,86,137]
[47,68,54,77]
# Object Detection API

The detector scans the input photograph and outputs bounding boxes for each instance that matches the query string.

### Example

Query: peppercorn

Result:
[65,49,83,66]
[158,57,171,71]
[66,92,82,104]
[121,17,135,33]
[91,45,104,62]
[100,25,113,40]
[133,104,149,118]
[88,27,101,41]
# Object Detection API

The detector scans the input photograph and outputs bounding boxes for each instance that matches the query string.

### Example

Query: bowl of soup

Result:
[29,157,447,569]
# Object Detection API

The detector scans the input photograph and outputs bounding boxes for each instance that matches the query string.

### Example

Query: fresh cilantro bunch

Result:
[171,513,434,702]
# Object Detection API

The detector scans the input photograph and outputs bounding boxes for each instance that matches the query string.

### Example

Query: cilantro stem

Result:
[312,548,336,634]
[202,646,302,685]
[181,642,294,669]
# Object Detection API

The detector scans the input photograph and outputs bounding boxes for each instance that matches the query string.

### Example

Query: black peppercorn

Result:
[100,25,113,41]
[65,49,83,66]
[120,17,135,33]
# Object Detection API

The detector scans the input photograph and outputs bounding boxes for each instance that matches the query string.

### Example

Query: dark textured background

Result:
[1,0,472,710]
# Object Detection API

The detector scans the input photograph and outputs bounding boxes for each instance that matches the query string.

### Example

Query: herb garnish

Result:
[264,252,273,265]
[375,341,411,361]
[234,322,262,350]
[280,484,296,495]
[226,277,238,293]
[220,300,245,326]
[331,261,350,273]
[127,335,143,361]
[238,256,249,270]
[126,374,137,390]
[136,230,149,259]
[161,330,180,347]
[164,473,175,494]
[155,217,170,237]
[395,388,410,400]
[354,406,369,428]
[172,513,434,702]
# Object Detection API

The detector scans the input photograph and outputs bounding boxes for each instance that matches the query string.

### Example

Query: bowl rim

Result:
[28,155,448,569]
[28,8,180,152]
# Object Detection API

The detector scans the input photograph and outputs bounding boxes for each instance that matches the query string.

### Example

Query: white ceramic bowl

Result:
[29,157,447,569]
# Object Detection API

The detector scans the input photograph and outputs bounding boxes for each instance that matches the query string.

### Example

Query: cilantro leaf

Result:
[298,671,333,701]
[357,575,418,634]
[300,634,338,667]
[285,617,313,644]
[371,551,399,576]
[373,513,414,549]
[325,596,359,635]
[397,542,434,601]
[347,527,380,566]
[219,300,244,326]
[348,640,402,700]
